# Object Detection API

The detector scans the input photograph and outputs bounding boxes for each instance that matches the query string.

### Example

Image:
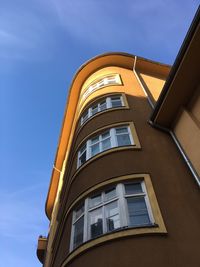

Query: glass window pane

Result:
[80,144,86,154]
[98,80,105,87]
[89,208,103,238]
[89,193,102,208]
[99,100,107,111]
[73,216,84,248]
[101,131,110,140]
[82,111,88,123]
[105,201,120,231]
[125,183,143,195]
[111,96,122,108]
[111,100,122,108]
[111,96,121,101]
[91,143,100,157]
[105,187,116,201]
[127,197,150,227]
[117,134,131,146]
[79,151,86,165]
[102,138,111,151]
[115,127,128,134]
[74,203,84,220]
[91,105,98,115]
[91,136,99,144]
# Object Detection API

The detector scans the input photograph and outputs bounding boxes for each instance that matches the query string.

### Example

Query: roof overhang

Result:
[150,7,200,128]
[45,52,170,219]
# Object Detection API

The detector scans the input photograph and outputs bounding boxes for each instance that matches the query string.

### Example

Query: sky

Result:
[0,1,199,266]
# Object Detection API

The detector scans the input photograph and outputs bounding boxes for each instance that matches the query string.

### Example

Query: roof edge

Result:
[150,6,200,123]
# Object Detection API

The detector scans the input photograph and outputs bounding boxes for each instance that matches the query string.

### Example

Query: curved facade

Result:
[37,49,200,267]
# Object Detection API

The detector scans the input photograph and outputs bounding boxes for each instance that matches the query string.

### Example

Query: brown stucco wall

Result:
[49,66,200,267]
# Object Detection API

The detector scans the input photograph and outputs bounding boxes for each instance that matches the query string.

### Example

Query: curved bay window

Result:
[70,181,154,251]
[77,125,134,168]
[81,95,125,125]
[82,74,122,100]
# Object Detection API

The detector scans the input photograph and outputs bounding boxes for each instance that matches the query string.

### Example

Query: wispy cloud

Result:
[0,0,198,64]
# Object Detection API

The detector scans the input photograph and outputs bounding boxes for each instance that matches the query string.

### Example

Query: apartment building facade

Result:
[37,8,200,267]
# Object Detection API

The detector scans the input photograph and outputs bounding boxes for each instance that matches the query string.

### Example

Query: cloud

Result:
[0,0,198,64]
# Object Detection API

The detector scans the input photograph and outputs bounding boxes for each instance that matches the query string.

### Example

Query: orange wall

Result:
[139,72,165,102]
[173,108,200,176]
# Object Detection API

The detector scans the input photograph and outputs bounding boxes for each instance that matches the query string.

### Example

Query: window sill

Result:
[71,145,141,185]
[63,224,167,266]
[80,105,129,129]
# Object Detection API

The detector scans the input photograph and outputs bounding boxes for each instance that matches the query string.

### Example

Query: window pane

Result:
[74,203,84,220]
[73,216,84,248]
[99,100,107,111]
[91,136,99,144]
[89,193,102,208]
[105,187,116,201]
[98,80,105,87]
[117,134,131,146]
[79,151,86,165]
[101,131,110,140]
[102,138,111,151]
[125,183,143,195]
[91,105,98,115]
[115,127,128,134]
[105,201,120,231]
[82,111,88,123]
[111,96,122,108]
[91,143,100,157]
[80,144,86,154]
[89,208,103,238]
[127,197,150,227]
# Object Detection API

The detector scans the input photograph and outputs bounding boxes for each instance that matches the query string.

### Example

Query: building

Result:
[37,8,200,267]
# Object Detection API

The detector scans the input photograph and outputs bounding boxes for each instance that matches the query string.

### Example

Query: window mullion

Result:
[86,140,90,160]
[83,198,88,242]
[120,95,124,106]
[99,134,103,152]
[102,197,106,234]
[117,184,128,227]
[70,211,75,251]
[128,126,135,145]
[141,182,154,224]
[107,97,112,108]
[110,128,116,148]
[77,151,80,168]
[88,108,92,118]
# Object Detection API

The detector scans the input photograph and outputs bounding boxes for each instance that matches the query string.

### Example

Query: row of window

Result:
[70,181,154,250]
[81,95,124,125]
[77,125,134,168]
[82,74,121,100]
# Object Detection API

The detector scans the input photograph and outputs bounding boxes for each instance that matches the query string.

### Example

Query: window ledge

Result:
[62,225,167,267]
[71,145,141,184]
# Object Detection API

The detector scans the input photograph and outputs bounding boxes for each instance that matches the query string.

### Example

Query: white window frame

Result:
[77,125,133,168]
[70,181,154,251]
[80,95,124,126]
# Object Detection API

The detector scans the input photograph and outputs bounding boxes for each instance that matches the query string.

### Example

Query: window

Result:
[77,125,134,168]
[70,181,154,251]
[80,95,124,126]
[82,74,122,100]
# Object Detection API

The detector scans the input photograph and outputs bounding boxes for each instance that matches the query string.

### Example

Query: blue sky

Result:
[0,1,199,266]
